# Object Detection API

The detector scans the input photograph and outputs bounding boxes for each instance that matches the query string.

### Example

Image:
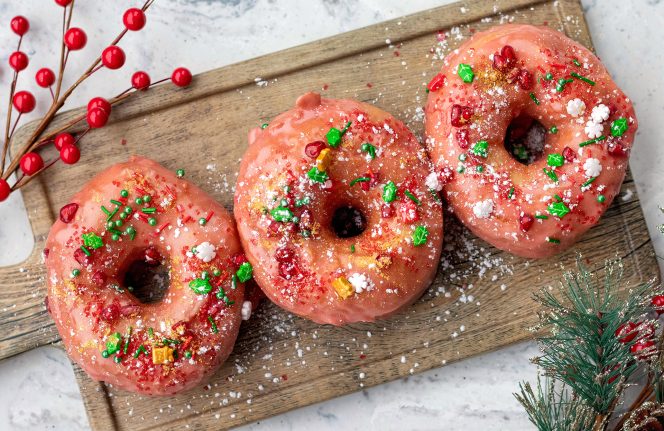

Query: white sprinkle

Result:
[566,98,586,117]
[583,158,602,178]
[241,301,252,321]
[591,104,610,123]
[584,120,603,139]
[425,171,442,192]
[348,273,374,294]
[195,242,216,263]
[472,199,494,219]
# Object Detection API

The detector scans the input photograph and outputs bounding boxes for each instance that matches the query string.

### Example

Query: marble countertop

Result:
[0,0,662,429]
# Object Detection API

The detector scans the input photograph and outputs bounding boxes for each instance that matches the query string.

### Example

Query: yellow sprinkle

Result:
[316,148,332,172]
[332,276,354,299]
[152,346,174,365]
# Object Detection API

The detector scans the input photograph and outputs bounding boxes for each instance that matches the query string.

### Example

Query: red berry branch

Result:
[0,0,193,202]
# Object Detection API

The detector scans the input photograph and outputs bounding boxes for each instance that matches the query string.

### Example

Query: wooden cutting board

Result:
[0,0,659,429]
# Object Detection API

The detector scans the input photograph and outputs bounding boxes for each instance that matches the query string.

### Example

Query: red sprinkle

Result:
[455,128,470,149]
[519,214,535,232]
[304,141,326,159]
[381,203,394,218]
[517,69,534,90]
[427,73,446,92]
[562,146,576,162]
[450,104,473,127]
[74,248,92,266]
[59,203,79,223]
[205,211,214,223]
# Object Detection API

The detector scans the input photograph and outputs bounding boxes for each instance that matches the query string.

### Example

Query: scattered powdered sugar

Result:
[425,171,442,191]
[241,301,252,321]
[472,199,494,219]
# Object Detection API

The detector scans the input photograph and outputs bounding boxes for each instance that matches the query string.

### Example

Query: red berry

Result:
[0,179,10,202]
[131,71,151,90]
[54,133,75,150]
[519,213,534,232]
[20,152,43,175]
[123,8,146,31]
[87,97,111,114]
[501,45,516,68]
[615,322,638,343]
[64,27,87,51]
[55,0,73,6]
[450,104,473,127]
[101,46,125,70]
[9,51,28,72]
[304,141,326,158]
[427,73,446,92]
[12,91,36,114]
[631,339,657,360]
[59,202,78,223]
[86,107,109,128]
[171,67,192,87]
[35,68,56,88]
[653,295,664,315]
[60,144,80,164]
[10,16,29,36]
[517,69,534,90]
[562,146,576,162]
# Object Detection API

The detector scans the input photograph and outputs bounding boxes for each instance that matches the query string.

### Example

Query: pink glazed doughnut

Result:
[45,157,247,395]
[234,92,444,325]
[424,24,636,258]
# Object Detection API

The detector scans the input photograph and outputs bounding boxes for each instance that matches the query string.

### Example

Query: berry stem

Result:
[0,34,23,175]
[11,157,59,191]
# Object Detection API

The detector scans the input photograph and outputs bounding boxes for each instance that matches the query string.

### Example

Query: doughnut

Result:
[234,92,444,325]
[424,24,636,258]
[45,157,249,395]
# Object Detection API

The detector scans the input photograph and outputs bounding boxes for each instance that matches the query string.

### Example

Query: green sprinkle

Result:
[546,237,561,244]
[554,194,562,202]
[162,338,181,345]
[326,122,351,148]
[133,345,146,358]
[124,206,132,214]
[573,58,581,67]
[141,207,156,214]
[236,262,253,283]
[82,232,104,249]
[611,118,628,137]
[135,197,143,205]
[142,195,151,203]
[148,328,154,338]
[597,195,606,203]
[545,72,553,81]
[579,135,606,147]
[547,154,564,167]
[71,269,81,277]
[148,217,157,226]
[548,201,570,218]
[216,287,234,305]
[361,142,377,159]
[106,221,114,229]
[307,167,329,183]
[231,274,238,290]
[114,219,123,228]
[412,225,429,246]
[271,206,293,222]
[213,268,221,277]
[208,316,218,333]
[101,350,110,358]
[543,168,558,182]
[106,332,122,355]
[101,206,111,216]
[382,181,397,203]
[350,177,371,187]
[176,169,185,178]
[189,278,212,295]
[350,244,355,253]
[535,214,549,220]
[80,246,91,256]
[508,187,515,199]
[457,164,465,174]
[111,234,120,241]
[476,165,484,173]
[458,153,467,162]
[404,190,420,205]
[114,355,122,364]
[261,123,269,129]
[581,177,597,188]
[199,217,207,226]
[126,226,136,239]
[119,212,128,220]
[201,271,209,280]
[570,71,595,86]
[529,92,540,105]
[514,145,528,161]
[457,63,474,83]
[123,328,132,355]
[110,199,123,206]
[184,350,192,359]
[556,78,573,92]
[550,126,558,134]
[295,196,310,207]
[471,140,488,158]
[120,189,129,198]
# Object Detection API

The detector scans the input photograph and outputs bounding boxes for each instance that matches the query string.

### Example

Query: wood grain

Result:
[0,0,659,429]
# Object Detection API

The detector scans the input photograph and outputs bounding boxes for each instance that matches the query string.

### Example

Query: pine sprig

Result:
[516,258,660,430]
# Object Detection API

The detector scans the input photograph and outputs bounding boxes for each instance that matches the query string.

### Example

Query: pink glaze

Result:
[425,24,636,258]
[234,93,444,325]
[45,157,245,395]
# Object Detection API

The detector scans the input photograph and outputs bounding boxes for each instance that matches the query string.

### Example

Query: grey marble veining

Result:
[0,0,662,430]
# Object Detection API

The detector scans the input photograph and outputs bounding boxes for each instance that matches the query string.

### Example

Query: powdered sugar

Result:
[472,199,494,219]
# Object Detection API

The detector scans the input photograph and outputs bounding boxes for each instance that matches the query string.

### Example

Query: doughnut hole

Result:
[504,113,547,165]
[123,248,170,304]
[331,205,367,238]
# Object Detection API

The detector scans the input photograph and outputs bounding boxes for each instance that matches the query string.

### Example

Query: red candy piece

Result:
[500,45,516,68]
[519,213,534,232]
[562,146,576,162]
[92,270,106,286]
[381,203,394,218]
[455,128,470,149]
[450,104,473,127]
[74,247,92,266]
[517,69,534,90]
[399,199,419,224]
[427,73,446,92]
[608,141,628,157]
[144,246,162,265]
[304,141,326,158]
[59,203,79,223]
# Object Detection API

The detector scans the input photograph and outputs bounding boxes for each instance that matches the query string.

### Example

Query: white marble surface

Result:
[0,0,662,430]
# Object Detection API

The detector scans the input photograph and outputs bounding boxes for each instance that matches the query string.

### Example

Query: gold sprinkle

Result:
[152,346,174,365]
[316,148,333,172]
[332,276,354,300]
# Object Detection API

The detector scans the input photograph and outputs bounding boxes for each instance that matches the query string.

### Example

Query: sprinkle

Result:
[271,206,293,222]
[412,225,429,246]
[582,177,597,188]
[216,287,234,305]
[404,190,420,205]
[194,241,216,262]
[471,140,488,158]
[554,194,563,202]
[350,177,371,187]
[101,206,111,216]
[176,169,185,178]
[550,126,558,134]
[543,168,558,182]
[425,172,442,192]
[348,273,374,294]
[566,98,586,117]
[142,195,151,203]
[597,195,606,203]
[382,181,397,203]
[332,277,354,299]
[141,207,156,214]
[80,246,91,256]
[316,148,333,171]
[155,222,169,234]
[570,71,595,86]
[583,158,603,178]
[508,187,515,199]
[548,201,570,218]
[133,345,146,358]
[184,350,192,359]
[307,167,328,183]
[152,346,175,364]
[476,165,484,173]
[611,118,628,137]
[71,269,80,277]
[148,217,157,226]
[261,123,268,129]
[572,58,581,67]
[295,196,310,207]
[120,189,129,198]
[350,244,355,253]
[584,120,603,139]
[123,327,132,355]
[529,92,540,105]
[457,63,474,83]
[427,73,446,92]
[106,332,122,355]
[189,278,213,295]
[591,104,610,123]
[230,274,238,290]
[535,214,549,220]
[198,217,207,226]
[236,262,253,283]
[241,301,252,320]
[547,154,564,167]
[110,199,123,206]
[556,78,573,92]
[579,135,606,147]
[361,143,376,159]
[544,72,553,80]
[546,237,561,244]
[207,316,218,333]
